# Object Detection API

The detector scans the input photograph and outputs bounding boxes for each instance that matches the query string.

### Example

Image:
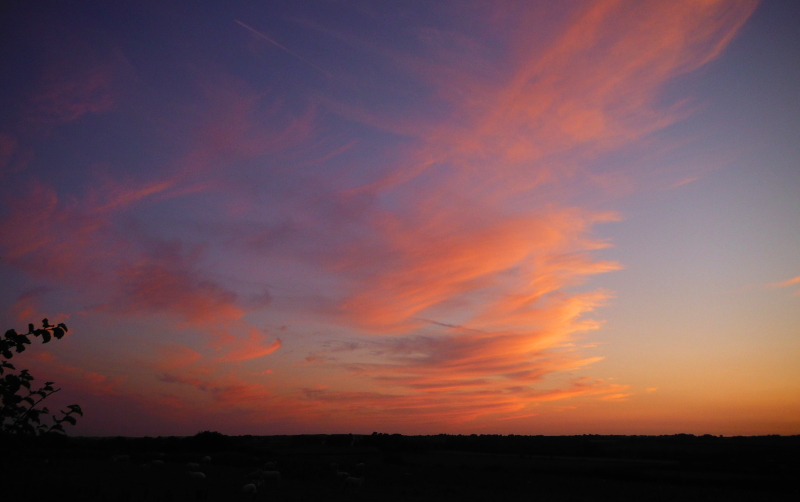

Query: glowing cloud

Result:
[767,275,800,296]
[0,0,767,434]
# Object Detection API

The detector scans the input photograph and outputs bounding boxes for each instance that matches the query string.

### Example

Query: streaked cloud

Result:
[0,0,764,434]
[768,275,800,288]
[23,42,132,125]
[767,275,800,296]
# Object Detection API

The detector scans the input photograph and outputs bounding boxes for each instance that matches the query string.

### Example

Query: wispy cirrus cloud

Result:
[766,275,800,296]
[0,134,18,173]
[272,0,758,427]
[0,0,761,434]
[0,182,244,326]
[23,44,133,125]
[109,242,246,326]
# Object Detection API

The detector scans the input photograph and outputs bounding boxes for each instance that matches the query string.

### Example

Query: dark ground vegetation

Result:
[2,431,798,501]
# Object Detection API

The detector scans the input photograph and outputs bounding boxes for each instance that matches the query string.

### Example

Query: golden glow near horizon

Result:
[2,0,799,436]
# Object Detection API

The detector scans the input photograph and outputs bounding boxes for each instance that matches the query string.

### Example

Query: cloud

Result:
[295,375,630,428]
[0,183,112,280]
[8,290,39,323]
[0,182,246,327]
[671,176,699,188]
[110,242,245,326]
[0,134,17,172]
[333,207,617,331]
[25,350,122,398]
[157,371,277,411]
[768,276,800,288]
[766,275,800,296]
[213,329,282,363]
[0,75,316,324]
[24,46,132,125]
[0,1,759,433]
[275,0,756,425]
[154,343,203,372]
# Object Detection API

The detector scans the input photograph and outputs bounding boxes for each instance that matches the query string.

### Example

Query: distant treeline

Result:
[4,430,799,500]
[12,430,799,466]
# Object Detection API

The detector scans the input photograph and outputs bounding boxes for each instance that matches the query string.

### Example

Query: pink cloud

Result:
[25,350,123,398]
[24,45,132,125]
[111,243,245,326]
[0,182,246,327]
[156,371,280,413]
[768,275,800,288]
[766,275,800,296]
[154,343,203,372]
[9,289,44,323]
[213,329,282,363]
[275,0,756,426]
[0,133,17,172]
[0,1,760,433]
[0,182,133,279]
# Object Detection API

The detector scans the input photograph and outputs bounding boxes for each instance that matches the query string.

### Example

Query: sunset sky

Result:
[1,0,798,437]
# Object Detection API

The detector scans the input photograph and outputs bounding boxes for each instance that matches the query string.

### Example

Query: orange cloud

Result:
[296,0,757,426]
[0,183,246,326]
[156,370,295,417]
[9,289,45,323]
[26,350,122,397]
[213,329,282,363]
[0,1,760,434]
[774,276,800,287]
[154,343,203,372]
[112,245,245,326]
[0,182,144,276]
[767,275,800,295]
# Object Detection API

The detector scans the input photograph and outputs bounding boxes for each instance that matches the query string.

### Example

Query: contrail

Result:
[235,19,331,77]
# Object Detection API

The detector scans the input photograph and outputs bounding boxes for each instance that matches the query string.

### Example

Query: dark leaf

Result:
[6,329,18,338]
[57,323,68,332]
[68,404,83,416]
[14,344,25,353]
[62,415,76,426]
[52,327,64,339]
[28,324,34,333]
[41,331,51,343]
[42,318,50,328]
[1,350,12,359]
[23,396,34,406]
[51,424,64,432]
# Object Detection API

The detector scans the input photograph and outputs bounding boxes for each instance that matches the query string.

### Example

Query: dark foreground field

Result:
[3,432,798,501]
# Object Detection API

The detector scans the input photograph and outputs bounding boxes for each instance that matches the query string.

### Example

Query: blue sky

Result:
[1,0,797,436]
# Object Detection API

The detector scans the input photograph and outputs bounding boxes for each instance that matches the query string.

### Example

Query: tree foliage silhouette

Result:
[1,319,82,436]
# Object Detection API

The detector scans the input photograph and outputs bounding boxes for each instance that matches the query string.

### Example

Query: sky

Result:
[1,0,798,437]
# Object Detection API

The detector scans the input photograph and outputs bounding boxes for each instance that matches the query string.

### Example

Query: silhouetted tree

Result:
[1,319,82,436]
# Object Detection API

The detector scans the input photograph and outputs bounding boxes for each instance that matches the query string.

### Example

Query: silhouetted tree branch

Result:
[1,319,82,436]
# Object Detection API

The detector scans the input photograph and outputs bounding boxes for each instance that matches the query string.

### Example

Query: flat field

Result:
[2,433,798,501]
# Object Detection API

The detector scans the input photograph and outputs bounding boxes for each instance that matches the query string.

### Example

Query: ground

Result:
[2,434,798,501]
